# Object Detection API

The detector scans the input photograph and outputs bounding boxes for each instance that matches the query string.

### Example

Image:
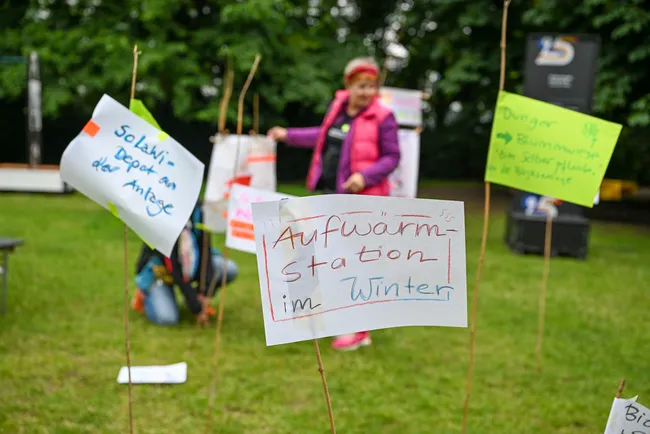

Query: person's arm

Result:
[285,127,322,149]
[169,246,203,315]
[284,102,335,149]
[359,113,401,187]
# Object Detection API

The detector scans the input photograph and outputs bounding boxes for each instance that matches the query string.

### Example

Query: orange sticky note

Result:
[231,228,255,241]
[230,219,254,232]
[247,155,277,163]
[83,120,100,137]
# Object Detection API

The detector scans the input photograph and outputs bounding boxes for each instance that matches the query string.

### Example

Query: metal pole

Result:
[27,52,42,167]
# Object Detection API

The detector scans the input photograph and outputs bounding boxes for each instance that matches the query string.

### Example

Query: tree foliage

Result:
[1,0,649,182]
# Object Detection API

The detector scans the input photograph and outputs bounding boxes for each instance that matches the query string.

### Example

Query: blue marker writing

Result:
[341,276,453,302]
[92,156,119,173]
[114,146,157,175]
[123,179,174,217]
[114,125,169,165]
[159,176,177,190]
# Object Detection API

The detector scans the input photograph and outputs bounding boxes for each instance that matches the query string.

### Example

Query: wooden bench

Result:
[0,238,24,316]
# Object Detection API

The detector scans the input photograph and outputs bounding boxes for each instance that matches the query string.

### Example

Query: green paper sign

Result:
[485,91,623,207]
[129,98,162,130]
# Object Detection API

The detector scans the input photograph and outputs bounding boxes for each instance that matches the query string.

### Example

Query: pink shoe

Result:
[332,332,372,351]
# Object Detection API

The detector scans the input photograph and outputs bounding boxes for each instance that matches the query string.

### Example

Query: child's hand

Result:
[267,126,287,142]
[196,310,210,327]
[198,294,208,305]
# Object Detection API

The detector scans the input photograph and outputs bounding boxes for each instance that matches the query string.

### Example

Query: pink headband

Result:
[345,65,379,83]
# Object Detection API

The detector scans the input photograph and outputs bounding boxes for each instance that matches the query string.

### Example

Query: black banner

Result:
[523,33,601,114]
[512,33,601,216]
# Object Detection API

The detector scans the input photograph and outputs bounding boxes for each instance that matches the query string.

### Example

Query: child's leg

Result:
[211,254,239,286]
[143,281,180,326]
[133,259,157,313]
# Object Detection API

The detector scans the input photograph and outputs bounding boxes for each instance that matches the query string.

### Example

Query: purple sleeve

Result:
[285,127,322,149]
[360,113,401,188]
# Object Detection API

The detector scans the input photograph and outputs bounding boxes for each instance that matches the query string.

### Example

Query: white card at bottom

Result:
[117,362,187,384]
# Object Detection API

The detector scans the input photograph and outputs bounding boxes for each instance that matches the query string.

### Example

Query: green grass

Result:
[1,187,649,433]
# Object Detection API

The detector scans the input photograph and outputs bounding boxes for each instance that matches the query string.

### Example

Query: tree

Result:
[2,0,650,182]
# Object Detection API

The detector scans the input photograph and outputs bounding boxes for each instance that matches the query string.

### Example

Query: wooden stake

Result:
[252,93,259,135]
[616,379,626,399]
[122,43,139,434]
[314,339,336,434]
[204,55,261,434]
[201,53,236,295]
[461,1,510,432]
[188,55,238,359]
[218,56,235,135]
[535,211,553,370]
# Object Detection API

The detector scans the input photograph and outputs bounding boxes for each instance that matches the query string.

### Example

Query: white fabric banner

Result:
[251,195,467,346]
[60,94,203,256]
[389,129,420,198]
[226,185,294,254]
[203,134,277,232]
[379,87,423,127]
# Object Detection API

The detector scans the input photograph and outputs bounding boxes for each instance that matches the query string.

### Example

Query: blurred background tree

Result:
[1,0,649,183]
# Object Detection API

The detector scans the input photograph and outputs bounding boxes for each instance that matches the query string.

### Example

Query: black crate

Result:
[505,211,590,259]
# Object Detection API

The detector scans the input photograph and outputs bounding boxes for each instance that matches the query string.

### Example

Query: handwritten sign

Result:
[60,94,204,256]
[604,396,650,433]
[204,134,277,232]
[389,129,420,198]
[251,195,467,346]
[226,185,294,254]
[485,91,623,207]
[379,87,423,127]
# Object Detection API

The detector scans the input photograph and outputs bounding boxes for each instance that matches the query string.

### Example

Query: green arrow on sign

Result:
[496,131,512,144]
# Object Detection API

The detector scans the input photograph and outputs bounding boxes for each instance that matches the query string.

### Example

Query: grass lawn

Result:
[1,186,649,433]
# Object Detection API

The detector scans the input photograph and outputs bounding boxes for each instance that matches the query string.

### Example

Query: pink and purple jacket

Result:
[285,89,400,196]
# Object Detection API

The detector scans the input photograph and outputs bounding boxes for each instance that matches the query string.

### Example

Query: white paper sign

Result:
[389,129,420,198]
[60,94,203,256]
[204,134,277,232]
[251,195,467,346]
[226,185,294,254]
[604,396,650,434]
[379,87,423,127]
[117,362,187,384]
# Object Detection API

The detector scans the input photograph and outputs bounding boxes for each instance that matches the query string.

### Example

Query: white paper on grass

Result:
[389,129,420,198]
[251,195,467,346]
[226,185,295,254]
[60,94,203,256]
[379,87,423,127]
[203,134,277,232]
[117,362,187,384]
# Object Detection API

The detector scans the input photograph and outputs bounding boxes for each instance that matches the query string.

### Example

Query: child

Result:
[131,201,238,326]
